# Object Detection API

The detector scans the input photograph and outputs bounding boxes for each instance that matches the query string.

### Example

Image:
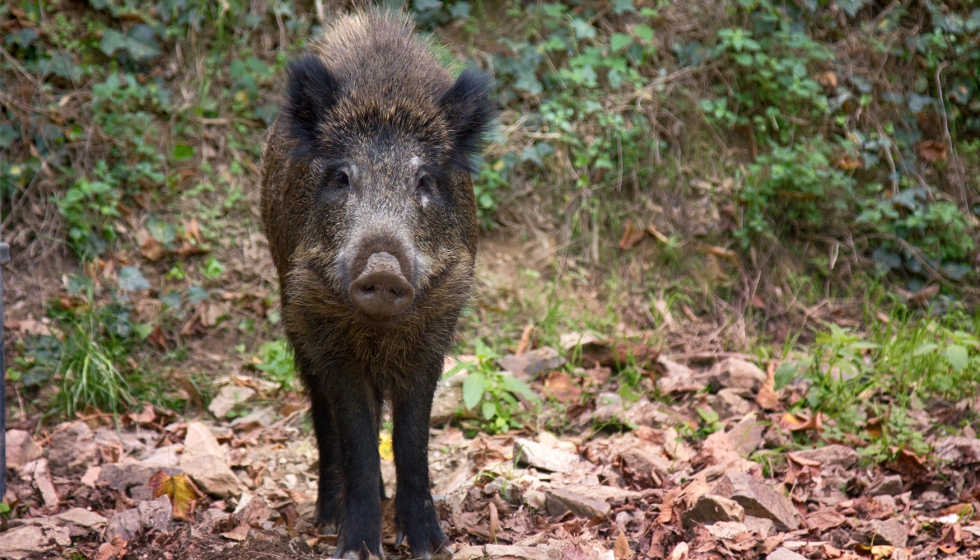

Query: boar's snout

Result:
[349,252,414,318]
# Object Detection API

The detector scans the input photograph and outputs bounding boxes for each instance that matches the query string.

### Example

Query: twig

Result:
[934,62,970,210]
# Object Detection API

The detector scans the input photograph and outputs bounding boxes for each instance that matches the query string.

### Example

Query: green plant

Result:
[254,339,297,392]
[456,339,539,434]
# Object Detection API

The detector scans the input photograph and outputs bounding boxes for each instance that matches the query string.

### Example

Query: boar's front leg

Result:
[331,377,384,559]
[392,362,448,559]
[303,368,342,532]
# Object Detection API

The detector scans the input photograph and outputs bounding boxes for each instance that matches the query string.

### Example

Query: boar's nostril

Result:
[349,252,414,318]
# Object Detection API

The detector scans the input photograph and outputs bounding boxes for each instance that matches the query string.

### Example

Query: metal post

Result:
[0,240,8,501]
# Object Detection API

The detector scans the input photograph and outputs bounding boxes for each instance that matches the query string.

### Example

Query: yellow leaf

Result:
[379,432,394,461]
[149,471,204,521]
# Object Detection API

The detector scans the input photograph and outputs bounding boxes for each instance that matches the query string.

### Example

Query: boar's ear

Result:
[439,70,496,173]
[283,55,341,160]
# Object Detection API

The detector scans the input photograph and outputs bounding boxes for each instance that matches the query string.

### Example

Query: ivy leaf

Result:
[633,25,654,44]
[118,266,151,291]
[570,18,597,41]
[462,372,485,410]
[610,33,632,52]
[946,345,969,372]
[99,29,128,56]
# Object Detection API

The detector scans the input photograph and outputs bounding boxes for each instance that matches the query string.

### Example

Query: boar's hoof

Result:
[350,252,414,317]
[336,541,383,560]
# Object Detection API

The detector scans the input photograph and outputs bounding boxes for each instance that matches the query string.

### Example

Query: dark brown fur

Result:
[260,10,493,560]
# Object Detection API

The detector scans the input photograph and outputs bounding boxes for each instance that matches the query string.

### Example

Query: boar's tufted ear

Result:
[439,69,496,173]
[283,55,341,160]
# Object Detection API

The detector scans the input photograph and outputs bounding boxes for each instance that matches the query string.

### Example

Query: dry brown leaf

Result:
[95,535,129,560]
[139,236,167,261]
[221,523,250,541]
[755,362,780,410]
[918,139,948,163]
[835,155,862,171]
[184,218,203,244]
[853,544,895,559]
[619,219,645,251]
[489,500,499,542]
[515,323,534,355]
[778,412,822,432]
[149,471,204,520]
[668,541,689,560]
[543,371,583,403]
[815,71,838,88]
[658,487,682,524]
[937,522,963,554]
[700,245,739,263]
[614,530,631,560]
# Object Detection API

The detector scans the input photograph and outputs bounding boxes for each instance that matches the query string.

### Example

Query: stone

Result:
[454,545,562,560]
[699,431,756,473]
[183,422,226,460]
[105,508,141,542]
[593,392,626,424]
[0,524,72,559]
[54,508,108,535]
[181,455,241,498]
[106,496,173,541]
[99,462,182,497]
[705,521,748,540]
[48,422,97,477]
[744,516,775,538]
[790,445,859,470]
[727,413,765,458]
[712,472,801,531]
[619,446,672,480]
[498,348,564,382]
[5,430,43,469]
[561,484,641,502]
[703,358,767,393]
[208,385,257,418]
[431,371,468,426]
[766,548,808,560]
[545,487,611,518]
[868,474,904,497]
[141,445,182,468]
[681,494,745,528]
[711,389,753,420]
[229,406,277,429]
[21,458,59,507]
[656,358,704,394]
[514,438,580,473]
[864,518,908,548]
[663,427,693,463]
[934,437,980,465]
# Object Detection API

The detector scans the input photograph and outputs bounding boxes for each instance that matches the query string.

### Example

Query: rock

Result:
[703,358,767,393]
[727,413,765,458]
[868,474,904,497]
[99,462,182,498]
[141,445,182,468]
[561,484,641,502]
[705,521,748,539]
[180,422,241,498]
[863,518,908,548]
[431,371,468,426]
[790,445,859,470]
[619,446,672,480]
[545,487,611,518]
[106,496,173,541]
[498,348,564,382]
[744,516,775,537]
[935,437,980,465]
[711,388,753,420]
[656,358,704,394]
[663,427,693,463]
[229,406,277,429]
[182,455,241,498]
[682,495,745,528]
[514,438,580,473]
[712,472,800,531]
[5,430,43,470]
[54,508,108,535]
[699,431,756,473]
[767,548,808,560]
[454,545,561,560]
[48,422,97,477]
[0,524,72,559]
[208,385,257,418]
[593,392,626,424]
[21,459,59,507]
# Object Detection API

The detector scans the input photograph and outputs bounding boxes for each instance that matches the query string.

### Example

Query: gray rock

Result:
[656,358,704,394]
[935,437,980,465]
[229,406,277,428]
[180,422,241,498]
[105,508,141,542]
[790,445,859,470]
[545,487,610,518]
[711,389,753,420]
[868,474,904,497]
[54,508,108,535]
[0,524,72,559]
[864,518,908,548]
[98,462,182,497]
[767,548,808,560]
[208,385,257,418]
[705,521,748,539]
[703,358,767,393]
[5,430,43,470]
[713,472,801,531]
[727,413,765,457]
[745,516,776,538]
[498,348,564,382]
[619,446,672,480]
[48,422,97,477]
[681,494,745,528]
[106,496,173,541]
[431,371,468,426]
[514,438,580,473]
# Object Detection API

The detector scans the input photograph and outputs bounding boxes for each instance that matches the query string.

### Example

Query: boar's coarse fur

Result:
[260,9,494,560]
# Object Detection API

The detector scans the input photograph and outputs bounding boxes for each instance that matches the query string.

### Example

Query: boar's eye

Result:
[333,169,350,189]
[416,174,439,207]
[319,168,350,203]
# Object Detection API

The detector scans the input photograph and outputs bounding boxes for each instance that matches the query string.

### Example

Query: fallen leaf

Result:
[379,432,394,461]
[489,501,499,541]
[184,218,203,244]
[778,412,822,432]
[149,471,204,520]
[515,323,534,355]
[815,71,838,88]
[95,535,129,560]
[614,530,631,560]
[221,523,250,541]
[854,544,895,559]
[669,541,689,560]
[139,235,167,261]
[543,371,583,403]
[755,362,780,410]
[918,139,948,163]
[700,245,739,263]
[937,522,963,554]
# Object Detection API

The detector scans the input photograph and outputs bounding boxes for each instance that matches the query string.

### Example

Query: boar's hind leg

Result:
[306,378,342,531]
[392,365,448,559]
[331,378,384,559]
